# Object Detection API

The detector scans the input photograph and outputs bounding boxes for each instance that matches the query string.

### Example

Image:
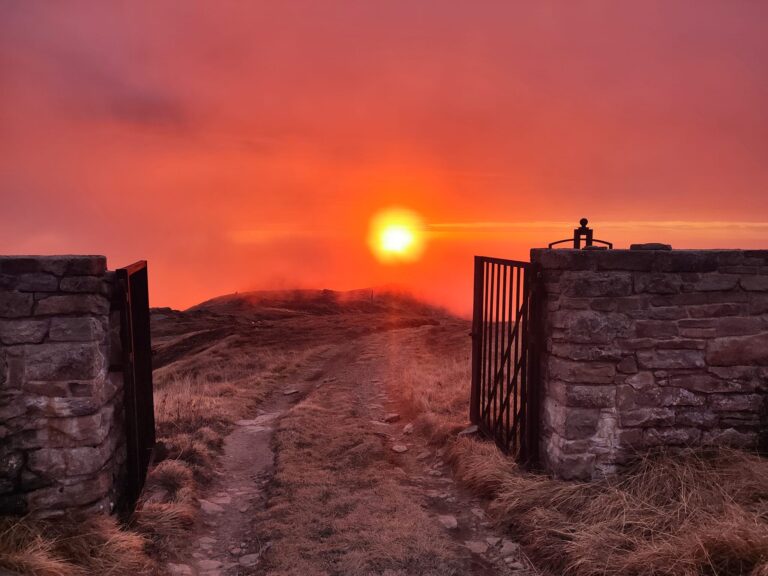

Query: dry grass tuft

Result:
[194,426,224,450]
[159,436,217,484]
[0,515,154,576]
[141,459,196,505]
[0,518,74,576]
[131,502,196,547]
[450,437,768,576]
[153,373,242,437]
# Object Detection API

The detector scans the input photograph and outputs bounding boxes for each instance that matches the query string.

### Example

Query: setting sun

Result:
[381,226,414,253]
[369,208,425,263]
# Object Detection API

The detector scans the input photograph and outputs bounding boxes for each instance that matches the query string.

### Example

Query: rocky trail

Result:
[165,335,535,576]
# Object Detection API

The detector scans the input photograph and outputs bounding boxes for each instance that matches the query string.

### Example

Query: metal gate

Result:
[116,261,156,512]
[470,256,541,463]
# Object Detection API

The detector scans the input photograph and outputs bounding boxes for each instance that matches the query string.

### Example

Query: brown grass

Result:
[388,322,768,576]
[258,352,463,576]
[1,317,315,574]
[381,323,471,446]
[0,515,154,576]
[128,340,315,562]
[449,438,768,576]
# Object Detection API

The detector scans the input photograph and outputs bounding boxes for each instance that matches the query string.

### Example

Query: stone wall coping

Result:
[530,248,768,272]
[531,248,768,257]
[0,255,106,259]
[0,256,107,277]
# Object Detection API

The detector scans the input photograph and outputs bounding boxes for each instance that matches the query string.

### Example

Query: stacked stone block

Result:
[531,249,768,480]
[0,256,125,516]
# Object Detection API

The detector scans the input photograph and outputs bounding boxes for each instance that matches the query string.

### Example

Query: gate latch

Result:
[548,218,612,250]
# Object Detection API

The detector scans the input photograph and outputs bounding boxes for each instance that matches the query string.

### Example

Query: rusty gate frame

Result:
[470,256,542,464]
[116,260,156,513]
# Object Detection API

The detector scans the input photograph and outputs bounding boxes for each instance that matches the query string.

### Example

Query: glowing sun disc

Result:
[381,226,414,253]
[368,208,425,263]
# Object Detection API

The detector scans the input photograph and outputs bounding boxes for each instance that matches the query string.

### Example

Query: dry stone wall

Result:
[0,256,126,516]
[531,248,768,480]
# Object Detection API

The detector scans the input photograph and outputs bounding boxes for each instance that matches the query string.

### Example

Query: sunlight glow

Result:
[369,208,425,263]
[381,226,414,253]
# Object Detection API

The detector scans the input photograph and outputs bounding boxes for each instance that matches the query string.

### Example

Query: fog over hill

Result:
[150,288,463,372]
[185,287,445,318]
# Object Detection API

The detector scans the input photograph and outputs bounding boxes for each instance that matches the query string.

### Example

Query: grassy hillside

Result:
[0,288,455,575]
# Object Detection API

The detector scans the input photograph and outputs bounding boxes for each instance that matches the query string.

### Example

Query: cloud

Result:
[227,228,330,245]
[429,221,768,232]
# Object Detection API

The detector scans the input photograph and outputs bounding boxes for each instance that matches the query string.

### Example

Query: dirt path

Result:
[167,334,534,576]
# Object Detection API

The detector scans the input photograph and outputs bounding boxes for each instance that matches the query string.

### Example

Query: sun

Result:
[368,208,425,263]
[381,225,414,253]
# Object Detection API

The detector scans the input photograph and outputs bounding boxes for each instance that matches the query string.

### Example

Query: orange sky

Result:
[2,2,767,316]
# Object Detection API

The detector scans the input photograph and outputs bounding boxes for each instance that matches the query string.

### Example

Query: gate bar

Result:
[470,256,484,423]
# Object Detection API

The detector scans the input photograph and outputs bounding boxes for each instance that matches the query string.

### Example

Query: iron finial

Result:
[547,218,613,250]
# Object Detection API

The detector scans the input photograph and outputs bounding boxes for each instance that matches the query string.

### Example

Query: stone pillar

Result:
[0,256,126,516]
[531,249,768,480]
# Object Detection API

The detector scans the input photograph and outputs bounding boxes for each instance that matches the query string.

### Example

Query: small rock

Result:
[416,450,431,460]
[210,494,231,505]
[234,420,268,430]
[438,515,458,530]
[485,536,500,547]
[253,413,280,425]
[464,540,489,554]
[458,424,478,437]
[167,563,193,576]
[402,423,414,434]
[505,560,525,570]
[238,553,261,567]
[470,507,485,519]
[199,499,224,514]
[283,389,299,395]
[238,503,250,513]
[499,539,520,556]
[198,536,216,547]
[383,413,401,423]
[197,559,222,570]
[391,444,408,453]
[229,546,242,555]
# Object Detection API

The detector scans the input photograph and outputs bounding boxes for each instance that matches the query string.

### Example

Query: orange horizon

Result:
[2,2,767,316]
